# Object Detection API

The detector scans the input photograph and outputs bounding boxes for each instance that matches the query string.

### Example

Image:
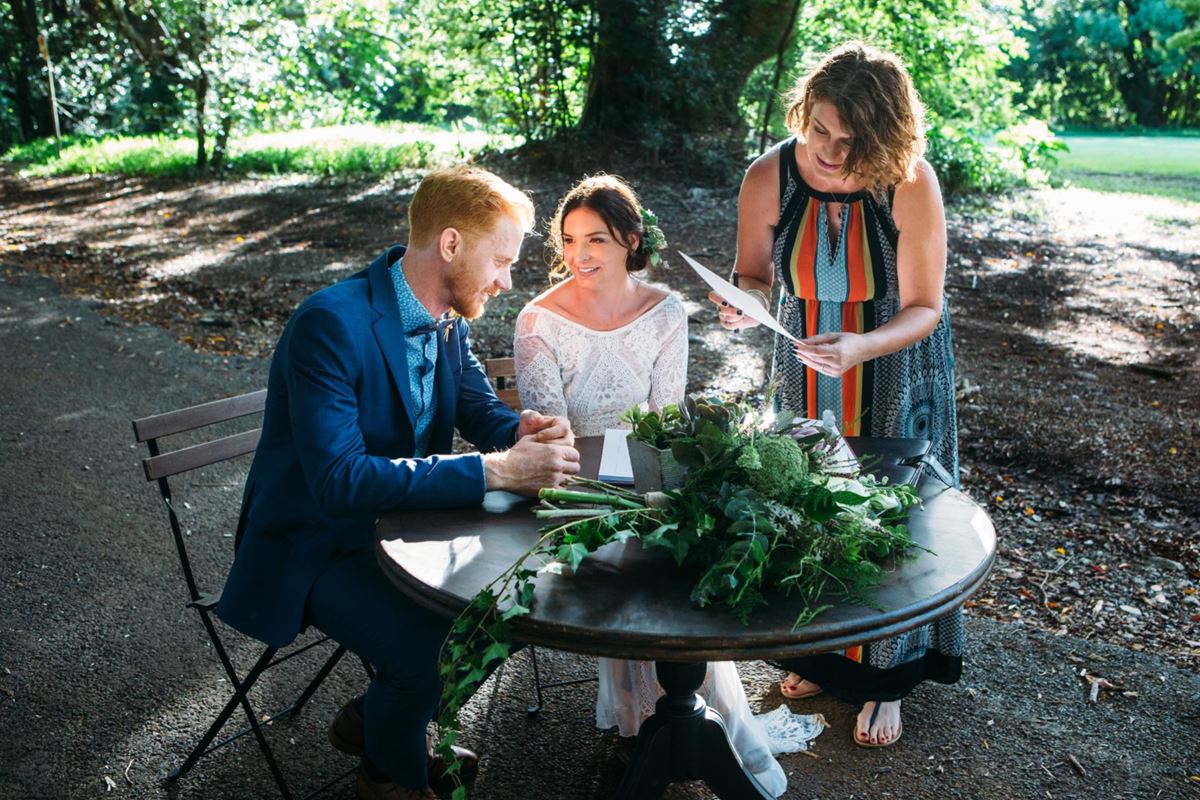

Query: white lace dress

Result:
[515,293,824,797]
[513,294,688,436]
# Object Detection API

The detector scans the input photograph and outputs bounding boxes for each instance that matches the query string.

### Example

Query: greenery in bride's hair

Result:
[639,207,668,267]
[434,394,921,797]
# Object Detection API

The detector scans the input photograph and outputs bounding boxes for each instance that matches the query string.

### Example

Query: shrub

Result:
[925,121,1008,195]
[926,116,1065,195]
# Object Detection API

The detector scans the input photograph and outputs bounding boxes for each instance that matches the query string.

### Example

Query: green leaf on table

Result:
[611,527,638,543]
[481,641,510,667]
[556,542,590,572]
[500,602,529,621]
[832,490,870,506]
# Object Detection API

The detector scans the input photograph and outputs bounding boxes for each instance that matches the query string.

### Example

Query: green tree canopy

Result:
[1008,0,1200,127]
[4,0,1195,177]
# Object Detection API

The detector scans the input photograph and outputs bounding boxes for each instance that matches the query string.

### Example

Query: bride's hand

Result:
[518,409,574,446]
[707,290,762,331]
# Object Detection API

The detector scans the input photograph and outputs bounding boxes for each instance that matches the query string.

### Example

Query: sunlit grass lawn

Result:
[2,123,517,179]
[1055,134,1200,203]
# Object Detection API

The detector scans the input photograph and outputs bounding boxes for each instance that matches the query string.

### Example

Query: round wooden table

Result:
[377,437,995,799]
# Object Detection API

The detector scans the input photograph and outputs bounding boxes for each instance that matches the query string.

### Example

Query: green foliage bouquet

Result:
[432,395,921,798]
[618,396,920,622]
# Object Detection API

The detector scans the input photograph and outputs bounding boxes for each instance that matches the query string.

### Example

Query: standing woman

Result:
[711,42,962,747]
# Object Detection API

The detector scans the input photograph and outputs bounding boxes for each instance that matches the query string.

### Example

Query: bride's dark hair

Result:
[546,174,647,281]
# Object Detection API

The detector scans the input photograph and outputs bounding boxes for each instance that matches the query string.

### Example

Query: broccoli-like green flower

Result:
[735,443,762,471]
[741,434,808,500]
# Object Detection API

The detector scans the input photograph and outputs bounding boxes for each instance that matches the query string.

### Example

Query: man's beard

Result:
[445,259,490,320]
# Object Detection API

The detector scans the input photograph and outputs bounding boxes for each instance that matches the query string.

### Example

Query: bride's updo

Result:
[546,175,649,281]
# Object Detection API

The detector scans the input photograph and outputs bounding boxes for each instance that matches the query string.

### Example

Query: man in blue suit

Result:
[217,167,579,800]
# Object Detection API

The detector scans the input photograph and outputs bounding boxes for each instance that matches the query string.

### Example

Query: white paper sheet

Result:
[678,251,797,341]
[598,428,635,484]
[795,411,861,475]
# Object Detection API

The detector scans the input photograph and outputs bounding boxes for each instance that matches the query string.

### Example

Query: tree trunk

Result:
[211,105,233,171]
[193,72,208,171]
[4,54,38,142]
[759,0,803,152]
[580,0,799,140]
[1115,2,1167,126]
[578,0,671,138]
[5,0,53,140]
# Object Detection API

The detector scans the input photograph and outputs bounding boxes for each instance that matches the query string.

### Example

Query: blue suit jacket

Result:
[217,246,520,647]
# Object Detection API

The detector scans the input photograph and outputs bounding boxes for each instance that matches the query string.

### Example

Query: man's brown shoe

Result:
[330,695,479,793]
[354,766,436,800]
[328,695,366,757]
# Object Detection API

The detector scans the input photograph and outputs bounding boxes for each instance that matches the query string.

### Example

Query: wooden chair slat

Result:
[142,428,262,481]
[495,388,520,409]
[132,390,268,443]
[485,357,520,410]
[485,357,515,379]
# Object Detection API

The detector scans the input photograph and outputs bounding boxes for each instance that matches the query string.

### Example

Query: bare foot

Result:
[779,672,823,699]
[855,700,902,746]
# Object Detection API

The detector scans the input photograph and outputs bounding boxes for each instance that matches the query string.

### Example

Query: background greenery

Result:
[2,0,1198,190]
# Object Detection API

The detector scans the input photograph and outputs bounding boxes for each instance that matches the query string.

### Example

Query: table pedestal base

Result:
[617,661,773,800]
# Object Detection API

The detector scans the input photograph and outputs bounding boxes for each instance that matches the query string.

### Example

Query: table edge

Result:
[375,539,995,661]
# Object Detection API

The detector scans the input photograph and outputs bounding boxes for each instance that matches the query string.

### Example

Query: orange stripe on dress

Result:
[792,197,818,299]
[843,645,863,663]
[845,201,868,302]
[840,302,863,435]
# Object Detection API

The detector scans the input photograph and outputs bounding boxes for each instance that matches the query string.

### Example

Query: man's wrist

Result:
[481,451,499,492]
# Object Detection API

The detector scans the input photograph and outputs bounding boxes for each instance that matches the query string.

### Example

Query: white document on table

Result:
[598,428,635,484]
[677,251,797,341]
[821,434,862,475]
[796,412,861,475]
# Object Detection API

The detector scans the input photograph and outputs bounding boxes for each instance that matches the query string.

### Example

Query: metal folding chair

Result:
[132,389,363,798]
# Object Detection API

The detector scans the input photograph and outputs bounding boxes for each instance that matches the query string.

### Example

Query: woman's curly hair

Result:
[546,174,648,281]
[785,42,926,192]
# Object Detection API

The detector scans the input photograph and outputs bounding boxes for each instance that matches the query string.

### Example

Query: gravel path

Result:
[2,266,1198,799]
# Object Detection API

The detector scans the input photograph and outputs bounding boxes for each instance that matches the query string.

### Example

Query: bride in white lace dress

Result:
[514,176,817,797]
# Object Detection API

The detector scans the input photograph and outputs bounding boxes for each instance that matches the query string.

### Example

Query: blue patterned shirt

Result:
[388,258,438,457]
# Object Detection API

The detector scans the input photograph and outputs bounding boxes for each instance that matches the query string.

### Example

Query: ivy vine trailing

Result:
[432,395,923,798]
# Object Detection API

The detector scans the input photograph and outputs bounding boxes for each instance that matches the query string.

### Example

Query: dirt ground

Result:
[1,165,1198,800]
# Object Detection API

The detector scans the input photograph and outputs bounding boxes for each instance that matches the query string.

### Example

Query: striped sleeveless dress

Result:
[770,137,963,700]
[771,138,959,478]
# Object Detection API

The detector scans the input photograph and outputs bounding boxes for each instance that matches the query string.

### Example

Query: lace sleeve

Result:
[514,307,569,418]
[649,297,688,411]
